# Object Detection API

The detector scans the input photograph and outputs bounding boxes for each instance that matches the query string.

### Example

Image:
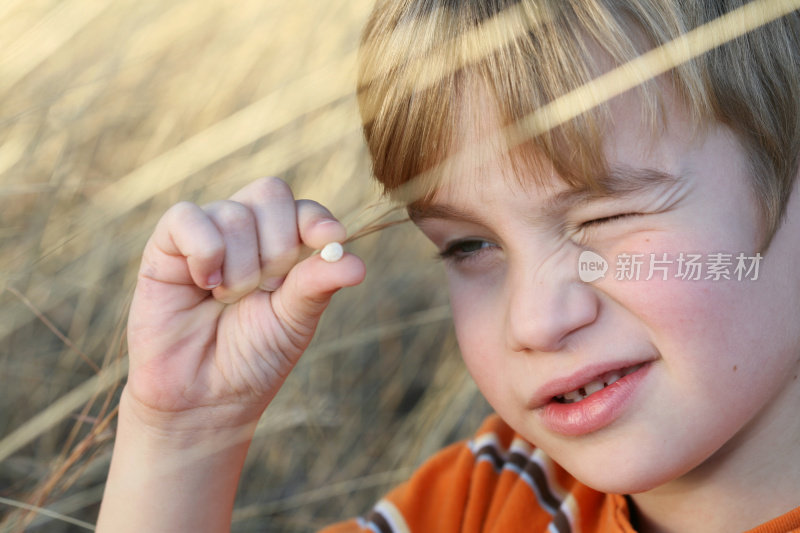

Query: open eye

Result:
[438,239,498,263]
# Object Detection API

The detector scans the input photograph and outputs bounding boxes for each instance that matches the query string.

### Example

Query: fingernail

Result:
[316,219,341,229]
[207,270,222,289]
[260,276,285,292]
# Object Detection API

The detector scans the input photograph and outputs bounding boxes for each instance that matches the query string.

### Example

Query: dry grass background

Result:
[3,0,791,530]
[0,1,492,531]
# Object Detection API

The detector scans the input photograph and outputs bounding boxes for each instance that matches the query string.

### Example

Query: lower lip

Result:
[539,363,652,436]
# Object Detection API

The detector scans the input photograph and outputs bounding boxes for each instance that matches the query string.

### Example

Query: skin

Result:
[413,86,800,532]
[97,177,366,532]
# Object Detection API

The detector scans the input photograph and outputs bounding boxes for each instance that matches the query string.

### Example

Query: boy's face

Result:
[411,86,800,493]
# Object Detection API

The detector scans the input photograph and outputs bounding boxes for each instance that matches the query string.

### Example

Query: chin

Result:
[552,443,703,495]
[578,470,669,495]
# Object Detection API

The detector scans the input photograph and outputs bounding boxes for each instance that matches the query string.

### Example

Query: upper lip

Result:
[528,357,655,409]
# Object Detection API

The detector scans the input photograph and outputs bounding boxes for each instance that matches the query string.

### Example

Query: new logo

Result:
[578,250,608,283]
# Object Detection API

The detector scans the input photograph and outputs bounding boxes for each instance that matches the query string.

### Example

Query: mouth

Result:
[539,360,654,436]
[551,363,646,404]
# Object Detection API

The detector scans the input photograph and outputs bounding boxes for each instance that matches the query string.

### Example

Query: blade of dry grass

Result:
[510,0,800,146]
[0,1,112,95]
[0,357,126,464]
[84,50,358,217]
[231,467,415,521]
[5,286,100,374]
[23,485,106,531]
[387,0,800,204]
[0,496,95,531]
[302,304,451,364]
[7,0,794,351]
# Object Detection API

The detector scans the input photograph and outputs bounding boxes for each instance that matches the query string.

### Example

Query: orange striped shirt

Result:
[321,415,800,533]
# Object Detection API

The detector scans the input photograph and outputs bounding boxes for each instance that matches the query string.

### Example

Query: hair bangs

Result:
[358,0,711,205]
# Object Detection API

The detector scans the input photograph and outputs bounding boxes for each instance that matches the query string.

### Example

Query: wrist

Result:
[118,386,263,446]
[98,389,258,533]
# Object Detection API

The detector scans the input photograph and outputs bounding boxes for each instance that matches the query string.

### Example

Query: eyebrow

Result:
[408,203,489,225]
[408,165,683,223]
[544,165,684,213]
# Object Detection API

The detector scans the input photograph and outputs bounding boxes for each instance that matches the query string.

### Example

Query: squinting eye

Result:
[438,239,497,263]
[573,212,646,246]
[581,212,641,228]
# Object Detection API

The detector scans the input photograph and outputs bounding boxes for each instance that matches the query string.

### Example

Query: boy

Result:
[97,0,800,531]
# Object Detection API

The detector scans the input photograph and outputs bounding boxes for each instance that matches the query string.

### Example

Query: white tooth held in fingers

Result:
[320,242,344,263]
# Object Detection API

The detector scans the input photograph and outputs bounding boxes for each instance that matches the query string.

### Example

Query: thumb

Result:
[270,251,366,348]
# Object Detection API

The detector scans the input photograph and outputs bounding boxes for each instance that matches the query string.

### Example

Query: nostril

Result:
[506,277,600,354]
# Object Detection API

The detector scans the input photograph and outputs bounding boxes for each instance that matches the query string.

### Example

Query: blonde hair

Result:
[357,0,800,246]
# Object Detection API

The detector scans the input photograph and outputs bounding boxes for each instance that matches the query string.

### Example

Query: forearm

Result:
[96,391,258,532]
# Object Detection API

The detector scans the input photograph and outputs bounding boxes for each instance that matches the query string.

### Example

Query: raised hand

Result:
[124,177,366,430]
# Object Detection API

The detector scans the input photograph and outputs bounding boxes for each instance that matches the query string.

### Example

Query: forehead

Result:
[407,82,688,217]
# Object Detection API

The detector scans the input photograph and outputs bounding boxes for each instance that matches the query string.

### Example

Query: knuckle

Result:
[251,176,294,203]
[210,201,254,232]
[298,199,334,221]
[167,201,200,223]
[193,241,225,263]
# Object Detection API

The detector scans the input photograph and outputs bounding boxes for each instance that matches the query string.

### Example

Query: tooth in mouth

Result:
[554,364,644,404]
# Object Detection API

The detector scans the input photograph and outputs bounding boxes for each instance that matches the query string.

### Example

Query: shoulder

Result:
[322,415,631,533]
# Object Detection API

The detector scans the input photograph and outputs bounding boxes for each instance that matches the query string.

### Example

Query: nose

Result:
[505,256,600,353]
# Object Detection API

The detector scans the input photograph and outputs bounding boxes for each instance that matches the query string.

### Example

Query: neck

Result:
[629,371,800,533]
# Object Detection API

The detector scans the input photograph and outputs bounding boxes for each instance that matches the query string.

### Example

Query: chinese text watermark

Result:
[578,251,762,283]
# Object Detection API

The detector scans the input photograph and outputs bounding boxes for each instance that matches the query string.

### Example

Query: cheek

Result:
[606,233,758,347]
[448,277,510,402]
[605,232,771,383]
[613,259,791,406]
[623,278,736,355]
